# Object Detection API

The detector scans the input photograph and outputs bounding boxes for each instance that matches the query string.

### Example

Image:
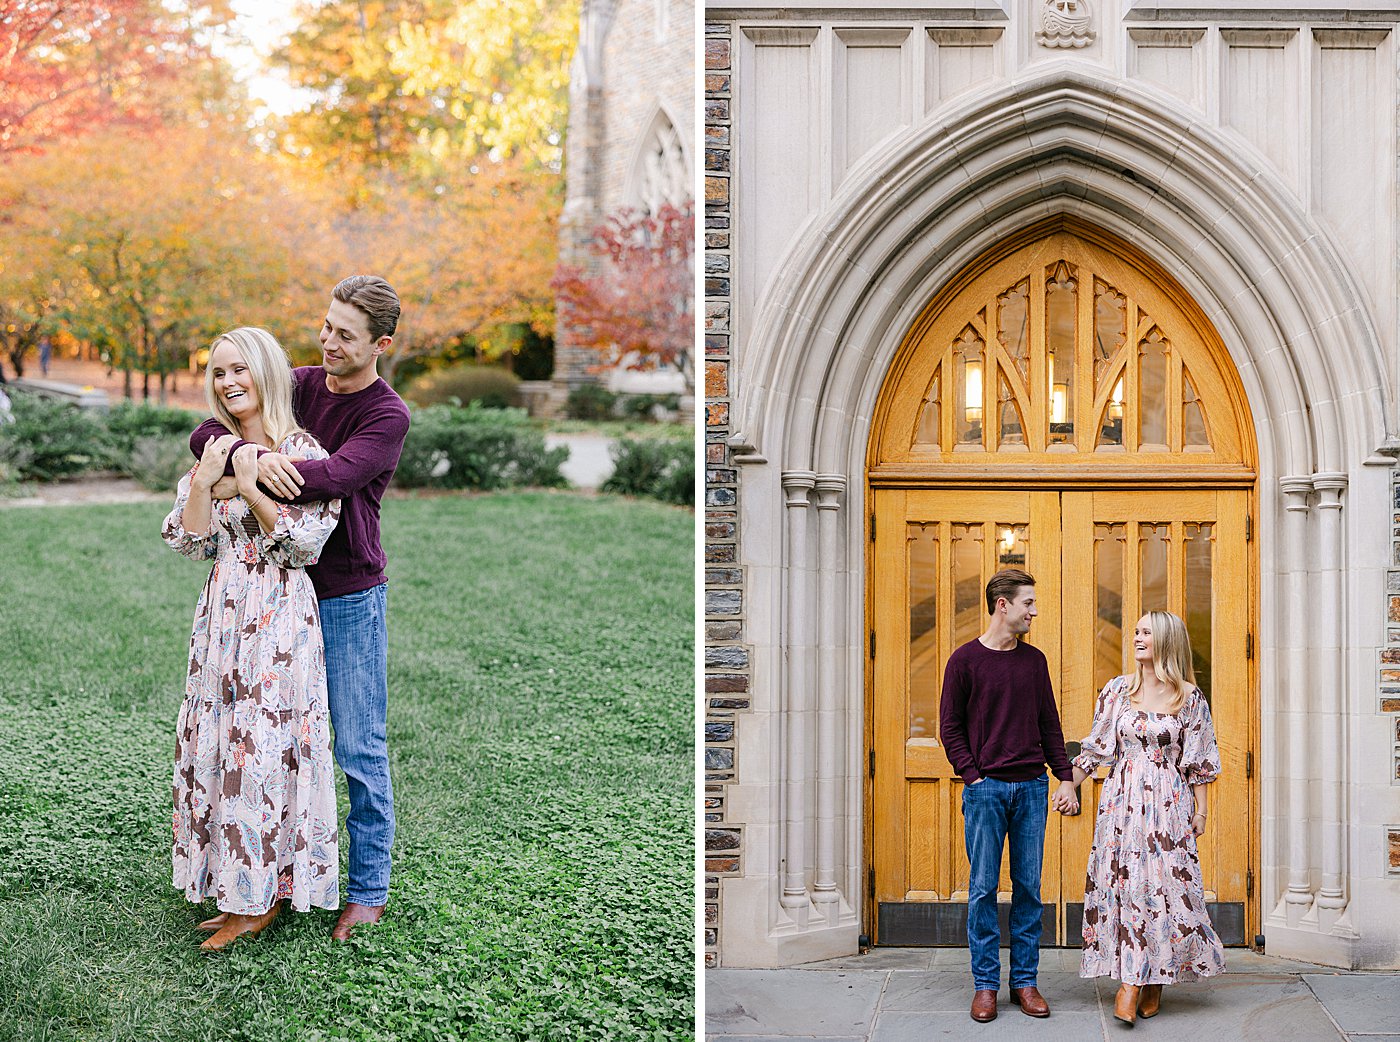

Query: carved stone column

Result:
[1311,472,1347,918]
[781,471,816,911]
[1279,476,1315,917]
[812,474,846,915]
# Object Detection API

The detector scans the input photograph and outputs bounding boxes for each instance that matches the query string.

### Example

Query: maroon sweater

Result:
[938,638,1074,785]
[190,366,411,599]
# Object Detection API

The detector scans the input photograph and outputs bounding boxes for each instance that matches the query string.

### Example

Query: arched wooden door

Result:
[867,220,1257,947]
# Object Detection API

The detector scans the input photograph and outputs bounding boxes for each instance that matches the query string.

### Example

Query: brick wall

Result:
[703,17,742,970]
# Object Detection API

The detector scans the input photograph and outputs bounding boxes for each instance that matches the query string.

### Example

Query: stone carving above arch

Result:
[1036,0,1095,48]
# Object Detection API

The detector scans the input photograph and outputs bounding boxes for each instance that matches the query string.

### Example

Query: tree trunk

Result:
[123,364,132,399]
[158,370,168,405]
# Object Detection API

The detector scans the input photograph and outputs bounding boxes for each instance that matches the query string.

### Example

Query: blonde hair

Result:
[204,327,301,448]
[1127,610,1196,713]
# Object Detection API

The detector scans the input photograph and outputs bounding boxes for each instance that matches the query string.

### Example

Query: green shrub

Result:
[565,383,617,420]
[602,438,694,506]
[101,401,202,458]
[617,393,681,421]
[396,403,568,490]
[405,364,522,409]
[128,434,194,492]
[0,393,107,481]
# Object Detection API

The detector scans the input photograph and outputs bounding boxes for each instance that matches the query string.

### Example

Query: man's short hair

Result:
[985,568,1035,615]
[332,275,400,341]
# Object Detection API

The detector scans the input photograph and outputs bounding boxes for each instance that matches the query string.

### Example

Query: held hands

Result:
[1051,780,1080,815]
[192,434,238,491]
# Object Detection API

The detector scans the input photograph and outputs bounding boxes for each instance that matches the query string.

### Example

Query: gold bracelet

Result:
[246,492,265,513]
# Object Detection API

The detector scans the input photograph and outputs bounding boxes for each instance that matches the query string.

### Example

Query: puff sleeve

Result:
[161,466,220,561]
[1180,688,1222,785]
[1072,676,1128,774]
[257,432,341,569]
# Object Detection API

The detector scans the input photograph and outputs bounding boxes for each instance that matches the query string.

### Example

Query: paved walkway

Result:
[545,433,616,489]
[706,949,1400,1041]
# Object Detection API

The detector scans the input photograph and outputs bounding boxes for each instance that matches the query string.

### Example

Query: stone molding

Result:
[719,65,1384,967]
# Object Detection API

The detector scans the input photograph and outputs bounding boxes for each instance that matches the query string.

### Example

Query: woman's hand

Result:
[1191,813,1207,837]
[193,434,237,491]
[232,443,262,497]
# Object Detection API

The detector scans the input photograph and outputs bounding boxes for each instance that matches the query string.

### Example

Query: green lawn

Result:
[0,492,695,1042]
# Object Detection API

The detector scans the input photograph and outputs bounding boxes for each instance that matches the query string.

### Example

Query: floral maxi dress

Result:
[1074,675,1227,984]
[162,431,342,915]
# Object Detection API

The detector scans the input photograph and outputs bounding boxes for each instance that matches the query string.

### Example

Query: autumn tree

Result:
[272,0,577,180]
[6,123,308,401]
[303,160,561,385]
[552,203,695,395]
[0,0,235,154]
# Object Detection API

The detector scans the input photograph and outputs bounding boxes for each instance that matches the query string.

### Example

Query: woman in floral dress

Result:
[1067,610,1226,1023]
[162,327,341,952]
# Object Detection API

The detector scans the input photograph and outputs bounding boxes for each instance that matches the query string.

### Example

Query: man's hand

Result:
[256,451,305,500]
[209,475,240,500]
[1051,780,1080,815]
[192,434,237,491]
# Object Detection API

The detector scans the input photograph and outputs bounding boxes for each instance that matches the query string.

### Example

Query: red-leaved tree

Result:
[552,202,695,395]
[0,0,224,154]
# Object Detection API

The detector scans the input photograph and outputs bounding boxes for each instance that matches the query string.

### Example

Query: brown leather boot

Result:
[970,989,998,1022]
[1114,984,1141,1026]
[1137,983,1162,1018]
[200,901,283,952]
[197,913,229,932]
[1009,985,1051,1017]
[332,902,386,941]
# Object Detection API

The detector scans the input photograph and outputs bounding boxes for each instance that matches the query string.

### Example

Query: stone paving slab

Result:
[707,970,886,1037]
[870,1009,1104,1042]
[1304,974,1400,1034]
[880,971,1100,1014]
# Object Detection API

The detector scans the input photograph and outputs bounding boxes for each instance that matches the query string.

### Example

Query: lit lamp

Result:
[964,360,983,424]
[1109,378,1124,420]
[1051,383,1069,425]
[999,527,1016,555]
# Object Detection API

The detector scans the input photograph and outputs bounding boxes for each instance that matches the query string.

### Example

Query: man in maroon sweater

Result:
[190,276,411,941]
[939,568,1078,1023]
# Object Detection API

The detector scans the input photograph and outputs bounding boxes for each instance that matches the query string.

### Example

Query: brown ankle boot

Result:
[1114,984,1140,1025]
[197,913,229,932]
[1137,983,1162,1018]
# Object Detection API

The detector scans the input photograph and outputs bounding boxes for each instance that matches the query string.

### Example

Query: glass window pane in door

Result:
[998,278,1030,382]
[915,367,941,448]
[1183,370,1212,451]
[998,373,1026,447]
[953,327,985,450]
[1046,263,1077,447]
[1139,328,1169,451]
[1139,523,1169,616]
[1185,522,1213,708]
[951,523,983,651]
[908,524,938,738]
[1095,524,1126,693]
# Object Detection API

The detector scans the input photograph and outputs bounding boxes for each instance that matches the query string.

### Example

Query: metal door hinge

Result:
[869,630,876,659]
[1246,633,1253,659]
[868,867,876,899]
[1246,751,1253,779]
[1247,868,1254,898]
[1246,514,1253,542]
[869,749,876,778]
[870,512,876,541]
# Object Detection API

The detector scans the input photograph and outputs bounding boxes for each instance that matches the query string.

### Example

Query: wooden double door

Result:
[869,486,1253,946]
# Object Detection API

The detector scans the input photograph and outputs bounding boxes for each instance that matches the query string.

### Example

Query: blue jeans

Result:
[320,582,394,905]
[961,774,1048,991]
